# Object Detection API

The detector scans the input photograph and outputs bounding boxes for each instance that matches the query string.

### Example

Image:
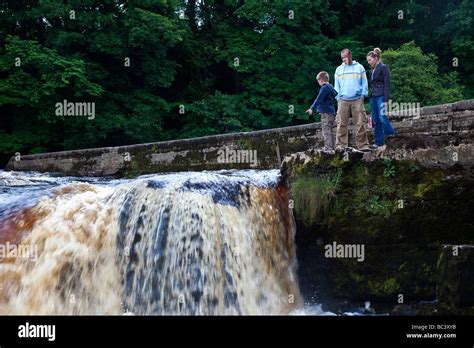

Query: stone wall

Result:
[5,99,474,177]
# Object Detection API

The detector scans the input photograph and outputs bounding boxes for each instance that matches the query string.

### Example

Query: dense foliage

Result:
[0,0,472,163]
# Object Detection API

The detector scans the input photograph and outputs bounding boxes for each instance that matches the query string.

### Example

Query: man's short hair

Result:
[340,48,352,56]
[316,71,329,82]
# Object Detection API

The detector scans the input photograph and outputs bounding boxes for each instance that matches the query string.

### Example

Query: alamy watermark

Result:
[383,100,421,119]
[55,99,95,120]
[217,146,258,166]
[18,322,55,341]
[324,241,365,262]
[0,242,38,262]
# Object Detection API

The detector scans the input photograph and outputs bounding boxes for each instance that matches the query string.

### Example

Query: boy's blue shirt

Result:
[310,82,338,115]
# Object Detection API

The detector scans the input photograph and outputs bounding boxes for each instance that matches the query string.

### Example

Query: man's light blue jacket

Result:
[334,60,368,101]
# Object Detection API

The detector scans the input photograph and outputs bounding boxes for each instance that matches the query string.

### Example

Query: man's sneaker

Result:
[358,146,371,152]
[346,147,364,153]
[369,144,380,150]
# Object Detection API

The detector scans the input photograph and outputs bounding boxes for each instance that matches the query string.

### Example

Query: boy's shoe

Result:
[369,144,380,150]
[358,145,371,152]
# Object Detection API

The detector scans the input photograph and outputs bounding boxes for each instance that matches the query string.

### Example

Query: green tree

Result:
[437,0,474,98]
[0,35,103,155]
[0,0,471,165]
[382,41,463,106]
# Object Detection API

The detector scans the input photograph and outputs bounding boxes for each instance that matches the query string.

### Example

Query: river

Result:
[0,169,311,315]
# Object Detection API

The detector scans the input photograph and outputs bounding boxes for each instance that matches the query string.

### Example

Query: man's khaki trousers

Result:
[335,98,369,149]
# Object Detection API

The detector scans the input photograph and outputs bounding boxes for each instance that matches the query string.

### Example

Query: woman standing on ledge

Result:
[367,48,396,149]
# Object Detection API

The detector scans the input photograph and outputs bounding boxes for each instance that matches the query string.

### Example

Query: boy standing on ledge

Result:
[306,71,338,151]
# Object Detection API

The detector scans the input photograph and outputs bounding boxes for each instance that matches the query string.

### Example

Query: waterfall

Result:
[0,170,301,315]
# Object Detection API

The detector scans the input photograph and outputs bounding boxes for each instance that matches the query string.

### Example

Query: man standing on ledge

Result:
[334,48,370,151]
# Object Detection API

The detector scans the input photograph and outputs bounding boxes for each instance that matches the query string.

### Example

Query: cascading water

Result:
[0,169,301,315]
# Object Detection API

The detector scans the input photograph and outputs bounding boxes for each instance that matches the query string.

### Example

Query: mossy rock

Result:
[290,157,474,245]
[437,245,474,308]
[325,244,438,302]
[289,151,474,307]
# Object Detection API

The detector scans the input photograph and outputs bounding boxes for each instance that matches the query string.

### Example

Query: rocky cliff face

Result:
[282,137,474,314]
